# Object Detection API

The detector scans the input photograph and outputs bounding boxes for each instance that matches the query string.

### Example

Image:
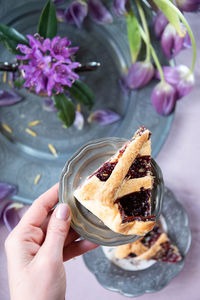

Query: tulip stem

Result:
[135,0,151,62]
[139,26,165,82]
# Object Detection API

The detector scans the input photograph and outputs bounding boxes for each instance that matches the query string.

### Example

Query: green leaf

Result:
[0,34,22,54]
[53,93,75,127]
[0,24,28,45]
[66,80,94,110]
[13,78,25,88]
[153,0,182,36]
[73,80,94,109]
[38,0,57,38]
[126,11,141,63]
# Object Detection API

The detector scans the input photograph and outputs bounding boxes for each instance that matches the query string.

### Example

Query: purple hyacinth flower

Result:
[155,65,195,99]
[88,0,113,24]
[161,24,191,59]
[153,11,168,39]
[175,0,200,11]
[0,90,23,106]
[113,0,129,17]
[121,61,154,91]
[64,1,88,28]
[88,109,121,125]
[151,81,177,115]
[16,34,80,97]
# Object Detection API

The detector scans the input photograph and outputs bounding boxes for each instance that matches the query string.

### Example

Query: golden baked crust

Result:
[74,127,155,236]
[115,223,182,262]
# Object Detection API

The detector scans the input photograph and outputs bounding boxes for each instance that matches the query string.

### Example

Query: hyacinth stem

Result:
[139,26,165,82]
[154,0,196,72]
[135,0,151,62]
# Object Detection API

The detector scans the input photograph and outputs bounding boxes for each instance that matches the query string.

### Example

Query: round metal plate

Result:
[83,188,191,296]
[0,0,173,205]
[59,137,164,246]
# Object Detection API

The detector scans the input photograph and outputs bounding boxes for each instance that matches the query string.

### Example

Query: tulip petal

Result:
[113,0,129,17]
[0,183,18,201]
[88,0,113,24]
[64,1,88,28]
[43,98,58,112]
[154,11,168,39]
[0,90,23,106]
[151,82,177,115]
[73,110,84,130]
[88,109,121,125]
[176,0,200,12]
[2,202,23,232]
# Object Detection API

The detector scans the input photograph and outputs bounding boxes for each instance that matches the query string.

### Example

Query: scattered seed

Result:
[77,104,81,112]
[3,71,7,83]
[28,120,41,127]
[34,174,41,184]
[8,80,12,86]
[48,144,57,156]
[25,128,37,137]
[2,123,12,133]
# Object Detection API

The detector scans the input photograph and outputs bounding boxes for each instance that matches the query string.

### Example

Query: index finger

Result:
[19,183,59,228]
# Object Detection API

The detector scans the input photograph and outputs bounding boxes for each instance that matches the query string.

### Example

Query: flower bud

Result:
[113,0,130,17]
[151,82,177,115]
[64,1,88,28]
[155,65,195,99]
[175,0,200,12]
[153,11,168,39]
[88,0,113,24]
[121,61,154,91]
[88,109,121,125]
[161,23,191,59]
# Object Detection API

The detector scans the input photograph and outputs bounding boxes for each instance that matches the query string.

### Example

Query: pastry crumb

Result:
[28,120,41,127]
[2,123,12,133]
[34,174,41,184]
[48,144,57,156]
[25,128,37,136]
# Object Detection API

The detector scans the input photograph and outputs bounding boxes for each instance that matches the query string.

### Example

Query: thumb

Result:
[41,203,71,260]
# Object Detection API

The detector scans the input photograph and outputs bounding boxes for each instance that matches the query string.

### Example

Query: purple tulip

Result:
[121,61,154,91]
[175,0,200,11]
[155,65,195,99]
[0,182,20,232]
[88,109,121,125]
[73,110,84,130]
[64,1,88,28]
[88,0,113,24]
[0,90,23,106]
[161,24,191,59]
[151,81,177,115]
[153,11,168,39]
[113,0,130,17]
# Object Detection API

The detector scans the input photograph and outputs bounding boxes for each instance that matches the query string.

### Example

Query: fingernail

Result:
[56,204,70,220]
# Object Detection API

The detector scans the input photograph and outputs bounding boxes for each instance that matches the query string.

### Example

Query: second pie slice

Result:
[74,127,156,236]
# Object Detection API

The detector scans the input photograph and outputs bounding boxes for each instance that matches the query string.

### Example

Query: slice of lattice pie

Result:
[74,127,156,236]
[115,223,182,263]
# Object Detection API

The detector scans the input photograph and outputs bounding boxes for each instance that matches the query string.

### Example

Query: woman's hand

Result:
[5,183,98,300]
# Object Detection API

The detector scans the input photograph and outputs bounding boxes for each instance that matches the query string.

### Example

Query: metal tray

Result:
[83,188,191,297]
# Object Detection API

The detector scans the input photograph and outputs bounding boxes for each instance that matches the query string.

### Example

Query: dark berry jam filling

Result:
[129,253,137,258]
[94,155,151,182]
[141,224,162,248]
[115,189,155,223]
[126,156,151,179]
[93,162,117,181]
[152,241,182,263]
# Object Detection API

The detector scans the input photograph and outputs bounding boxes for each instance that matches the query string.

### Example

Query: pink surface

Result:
[1,14,200,300]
